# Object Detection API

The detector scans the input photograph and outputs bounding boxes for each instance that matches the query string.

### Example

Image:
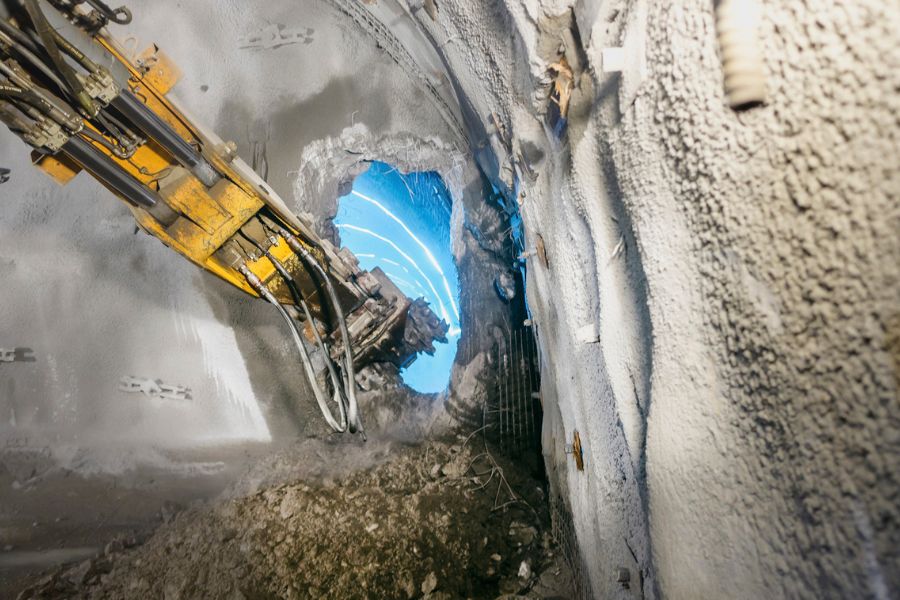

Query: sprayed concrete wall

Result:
[1,1,898,598]
[404,0,899,598]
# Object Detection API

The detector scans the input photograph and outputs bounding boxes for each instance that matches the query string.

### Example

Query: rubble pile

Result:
[18,439,572,599]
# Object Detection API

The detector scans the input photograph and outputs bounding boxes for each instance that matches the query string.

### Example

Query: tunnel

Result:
[0,0,897,598]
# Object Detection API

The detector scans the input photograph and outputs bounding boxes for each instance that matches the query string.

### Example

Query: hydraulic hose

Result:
[79,124,133,159]
[85,0,132,25]
[0,99,33,134]
[238,230,351,428]
[22,0,95,114]
[0,84,56,123]
[238,264,348,433]
[47,27,101,74]
[0,24,70,94]
[93,109,140,156]
[263,247,351,420]
[97,107,142,146]
[272,300,347,433]
[0,62,81,131]
[0,83,28,97]
[0,17,41,53]
[279,228,364,436]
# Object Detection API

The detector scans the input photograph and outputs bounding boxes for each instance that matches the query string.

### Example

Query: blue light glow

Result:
[335,162,460,393]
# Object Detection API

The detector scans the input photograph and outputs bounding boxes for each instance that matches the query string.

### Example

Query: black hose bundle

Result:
[264,249,350,413]
[236,227,360,434]
[279,229,364,435]
[22,0,94,114]
[238,259,352,434]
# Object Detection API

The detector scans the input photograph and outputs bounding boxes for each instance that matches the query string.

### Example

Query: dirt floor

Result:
[0,442,277,599]
[11,432,573,600]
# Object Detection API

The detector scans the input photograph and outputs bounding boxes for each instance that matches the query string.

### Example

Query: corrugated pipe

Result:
[715,0,767,109]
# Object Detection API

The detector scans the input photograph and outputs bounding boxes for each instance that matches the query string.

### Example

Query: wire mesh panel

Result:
[490,327,541,456]
[550,491,594,600]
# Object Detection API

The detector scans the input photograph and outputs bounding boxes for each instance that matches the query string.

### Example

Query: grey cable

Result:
[281,229,364,436]
[264,247,350,429]
[239,264,347,433]
[270,298,347,433]
[237,229,351,427]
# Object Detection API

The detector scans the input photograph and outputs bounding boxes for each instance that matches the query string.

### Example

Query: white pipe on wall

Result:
[715,0,768,109]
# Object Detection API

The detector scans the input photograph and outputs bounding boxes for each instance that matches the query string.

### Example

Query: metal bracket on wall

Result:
[0,348,36,364]
[566,430,584,471]
[118,376,192,401]
[535,233,549,268]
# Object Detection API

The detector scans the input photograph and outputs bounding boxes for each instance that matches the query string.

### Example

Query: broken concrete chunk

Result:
[421,571,438,595]
[508,521,537,547]
[517,559,532,580]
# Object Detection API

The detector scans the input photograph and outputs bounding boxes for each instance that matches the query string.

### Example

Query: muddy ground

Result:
[13,432,573,600]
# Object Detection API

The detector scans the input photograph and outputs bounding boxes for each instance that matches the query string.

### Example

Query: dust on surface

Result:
[16,435,572,600]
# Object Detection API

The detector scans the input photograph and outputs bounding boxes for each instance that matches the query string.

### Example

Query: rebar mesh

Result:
[550,491,594,600]
[488,327,541,456]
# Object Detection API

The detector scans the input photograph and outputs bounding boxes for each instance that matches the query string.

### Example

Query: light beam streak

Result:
[337,224,452,324]
[351,191,460,321]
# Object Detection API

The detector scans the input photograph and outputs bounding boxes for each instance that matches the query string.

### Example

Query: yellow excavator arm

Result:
[0,0,448,435]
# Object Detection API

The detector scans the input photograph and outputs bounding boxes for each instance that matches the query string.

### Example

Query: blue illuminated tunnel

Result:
[335,162,460,393]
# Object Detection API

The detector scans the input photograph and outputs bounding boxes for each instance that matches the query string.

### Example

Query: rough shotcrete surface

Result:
[18,439,568,600]
[405,0,899,598]
[636,1,900,597]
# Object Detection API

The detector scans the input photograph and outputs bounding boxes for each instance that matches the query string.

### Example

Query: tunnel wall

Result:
[402,0,899,598]
[0,0,488,465]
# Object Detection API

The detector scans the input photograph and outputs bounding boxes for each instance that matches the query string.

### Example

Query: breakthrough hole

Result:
[335,161,460,393]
